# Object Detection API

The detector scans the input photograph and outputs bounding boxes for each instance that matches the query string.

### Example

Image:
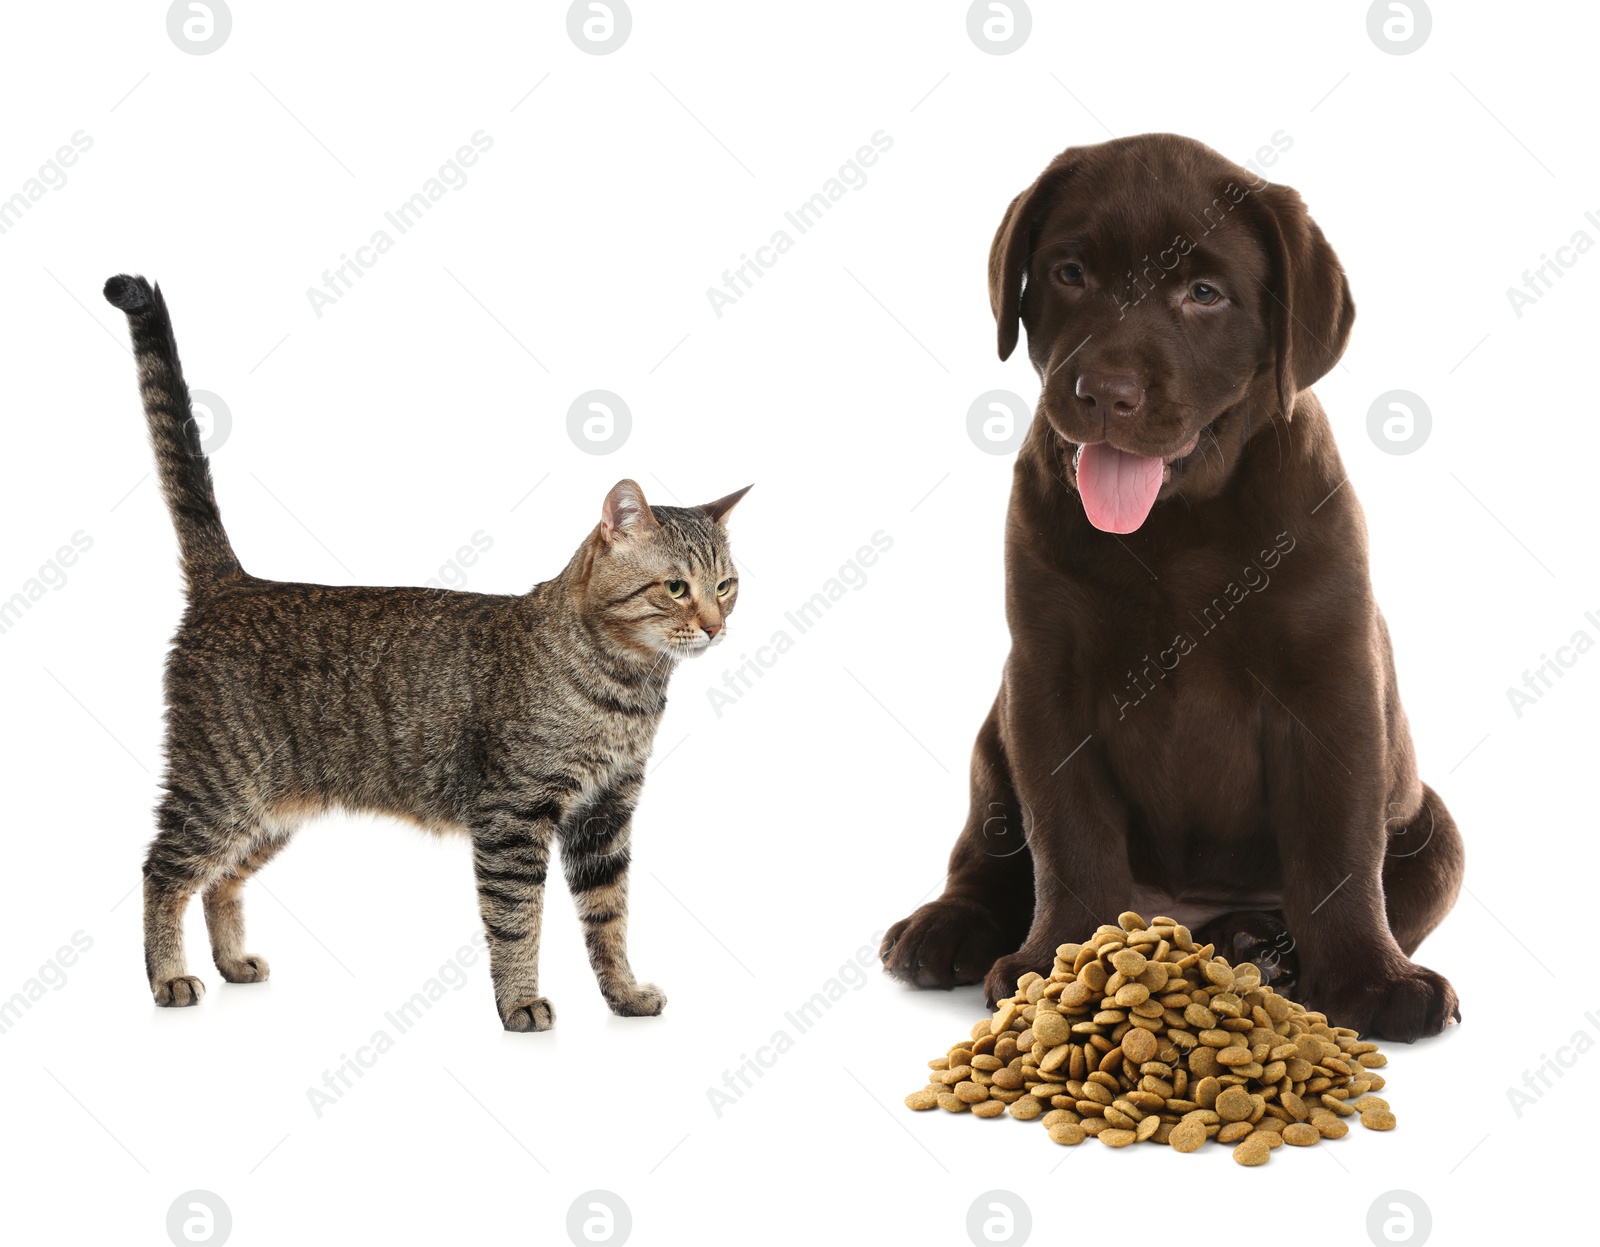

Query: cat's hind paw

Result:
[501,996,555,1032]
[216,953,270,984]
[153,976,206,1007]
[607,982,666,1018]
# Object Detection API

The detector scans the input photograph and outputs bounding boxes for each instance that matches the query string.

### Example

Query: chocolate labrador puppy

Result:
[881,134,1462,1041]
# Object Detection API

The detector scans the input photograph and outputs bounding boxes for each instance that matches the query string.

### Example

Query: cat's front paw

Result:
[500,996,556,1032]
[153,975,206,1007]
[216,953,270,984]
[607,982,666,1017]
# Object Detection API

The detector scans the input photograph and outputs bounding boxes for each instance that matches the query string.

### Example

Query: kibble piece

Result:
[1098,1128,1138,1148]
[905,1090,937,1111]
[1360,1108,1397,1131]
[1135,1115,1161,1142]
[1080,1080,1114,1106]
[1031,1010,1071,1047]
[1353,1096,1390,1113]
[1049,1121,1087,1146]
[1218,1121,1254,1143]
[970,1099,1007,1118]
[1204,961,1235,989]
[1282,1123,1321,1147]
[1358,1052,1387,1068]
[1310,1113,1349,1140]
[1215,1086,1254,1122]
[936,1093,967,1113]
[1185,1003,1218,1029]
[1040,1043,1071,1073]
[1121,1028,1158,1065]
[1232,1135,1271,1166]
[1008,1097,1043,1121]
[954,1080,989,1104]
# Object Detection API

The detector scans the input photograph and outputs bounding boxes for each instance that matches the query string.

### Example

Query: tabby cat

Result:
[104,274,748,1031]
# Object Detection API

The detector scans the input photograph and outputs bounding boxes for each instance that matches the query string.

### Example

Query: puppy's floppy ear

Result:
[988,162,1072,362]
[1253,182,1355,419]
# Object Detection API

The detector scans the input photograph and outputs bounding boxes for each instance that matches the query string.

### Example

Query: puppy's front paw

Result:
[881,896,1015,991]
[216,953,270,984]
[983,946,1053,1010]
[607,982,666,1017]
[501,996,556,1032]
[153,975,206,1007]
[1309,962,1459,1042]
[1195,910,1298,994]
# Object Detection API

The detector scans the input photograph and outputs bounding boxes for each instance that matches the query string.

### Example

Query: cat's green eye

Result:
[716,579,734,597]
[665,580,689,599]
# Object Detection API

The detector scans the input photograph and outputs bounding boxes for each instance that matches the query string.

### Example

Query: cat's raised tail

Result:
[104,274,241,595]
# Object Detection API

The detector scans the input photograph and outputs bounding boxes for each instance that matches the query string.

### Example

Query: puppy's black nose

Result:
[1076,371,1145,419]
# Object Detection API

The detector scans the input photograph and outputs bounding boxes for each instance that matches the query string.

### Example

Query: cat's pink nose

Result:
[703,624,722,639]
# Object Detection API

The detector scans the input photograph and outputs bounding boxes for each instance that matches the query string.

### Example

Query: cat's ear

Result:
[600,479,659,544]
[700,484,752,527]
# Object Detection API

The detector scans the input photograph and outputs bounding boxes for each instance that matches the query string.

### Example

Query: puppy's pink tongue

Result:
[1075,442,1164,534]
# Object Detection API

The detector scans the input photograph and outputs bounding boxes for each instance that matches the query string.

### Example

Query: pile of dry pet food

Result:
[906,913,1396,1165]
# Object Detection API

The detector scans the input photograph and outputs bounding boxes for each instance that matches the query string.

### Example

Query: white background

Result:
[1,2,1595,1243]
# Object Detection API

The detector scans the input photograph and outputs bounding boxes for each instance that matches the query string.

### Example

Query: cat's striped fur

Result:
[104,274,748,1030]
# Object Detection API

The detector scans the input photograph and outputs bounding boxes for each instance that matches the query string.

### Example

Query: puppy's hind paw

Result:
[1308,962,1458,1043]
[153,976,206,1007]
[984,947,1053,1011]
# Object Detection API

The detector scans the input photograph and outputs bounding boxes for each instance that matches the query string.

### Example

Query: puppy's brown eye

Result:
[1055,262,1085,287]
[665,580,688,599]
[1189,282,1222,305]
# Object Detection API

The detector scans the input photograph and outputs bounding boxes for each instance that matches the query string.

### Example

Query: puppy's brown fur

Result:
[882,134,1462,1041]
